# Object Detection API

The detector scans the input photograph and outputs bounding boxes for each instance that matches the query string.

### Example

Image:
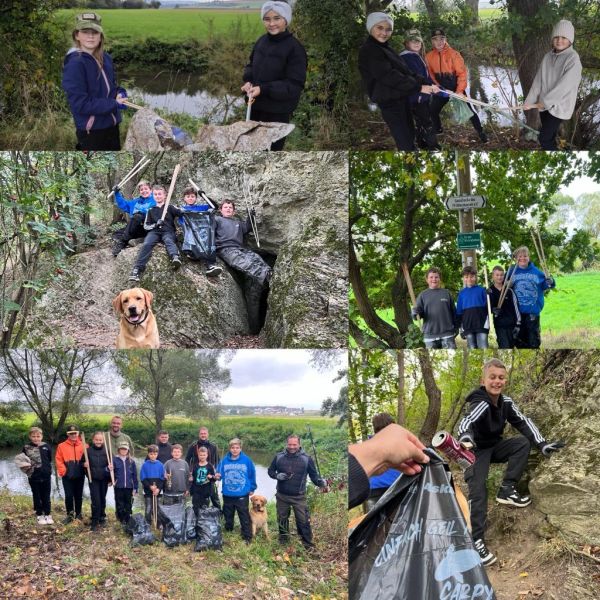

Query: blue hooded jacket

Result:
[112,455,138,490]
[218,451,256,498]
[114,190,156,216]
[399,50,434,105]
[62,49,126,132]
[508,262,555,315]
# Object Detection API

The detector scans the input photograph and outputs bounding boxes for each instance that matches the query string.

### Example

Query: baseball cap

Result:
[75,13,103,34]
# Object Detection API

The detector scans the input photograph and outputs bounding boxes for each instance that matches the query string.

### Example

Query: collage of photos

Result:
[1,0,600,599]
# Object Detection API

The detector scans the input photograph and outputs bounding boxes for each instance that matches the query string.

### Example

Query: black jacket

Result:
[457,387,546,450]
[22,442,52,482]
[186,439,219,471]
[157,441,172,464]
[358,36,425,107]
[268,448,321,496]
[87,444,110,481]
[243,31,307,114]
[144,205,183,234]
[488,286,521,329]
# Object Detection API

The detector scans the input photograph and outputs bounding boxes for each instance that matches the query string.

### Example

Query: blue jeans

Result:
[466,332,488,349]
[425,337,457,349]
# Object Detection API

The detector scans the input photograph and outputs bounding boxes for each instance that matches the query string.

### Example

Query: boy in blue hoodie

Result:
[456,266,489,349]
[61,13,128,151]
[140,444,165,525]
[112,179,156,257]
[507,246,555,349]
[217,438,256,543]
[113,442,138,524]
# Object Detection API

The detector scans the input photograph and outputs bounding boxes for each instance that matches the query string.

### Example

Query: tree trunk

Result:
[418,349,442,443]
[396,350,405,426]
[422,0,439,21]
[465,0,479,24]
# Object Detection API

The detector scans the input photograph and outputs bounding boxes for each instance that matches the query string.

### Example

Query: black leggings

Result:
[538,111,564,151]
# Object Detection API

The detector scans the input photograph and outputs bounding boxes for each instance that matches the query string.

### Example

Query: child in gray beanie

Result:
[523,19,582,150]
[241,1,307,151]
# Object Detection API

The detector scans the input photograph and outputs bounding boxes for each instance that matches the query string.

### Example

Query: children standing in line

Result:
[86,432,111,531]
[412,267,457,349]
[456,266,489,349]
[17,427,53,525]
[242,1,307,151]
[61,13,127,151]
[163,444,190,505]
[358,13,439,150]
[523,20,582,150]
[190,446,217,512]
[55,425,86,524]
[129,185,184,282]
[140,444,165,524]
[112,442,138,524]
[488,265,521,349]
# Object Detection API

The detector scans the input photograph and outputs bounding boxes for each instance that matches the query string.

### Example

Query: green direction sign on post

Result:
[457,231,481,250]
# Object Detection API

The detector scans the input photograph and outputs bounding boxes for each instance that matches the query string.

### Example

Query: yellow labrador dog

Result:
[113,287,160,349]
[250,494,270,539]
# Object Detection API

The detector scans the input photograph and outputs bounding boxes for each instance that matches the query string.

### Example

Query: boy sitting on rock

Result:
[112,180,155,257]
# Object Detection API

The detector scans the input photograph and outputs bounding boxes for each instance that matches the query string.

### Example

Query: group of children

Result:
[359,13,582,151]
[412,246,555,349]
[62,3,306,152]
[17,426,258,543]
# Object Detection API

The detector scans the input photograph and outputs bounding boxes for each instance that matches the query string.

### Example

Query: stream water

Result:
[0,447,276,511]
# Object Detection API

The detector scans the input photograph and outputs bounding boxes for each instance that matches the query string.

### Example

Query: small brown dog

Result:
[250,494,269,539]
[113,287,160,349]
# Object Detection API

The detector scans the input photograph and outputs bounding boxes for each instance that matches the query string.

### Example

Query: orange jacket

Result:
[425,43,468,94]
[55,437,85,477]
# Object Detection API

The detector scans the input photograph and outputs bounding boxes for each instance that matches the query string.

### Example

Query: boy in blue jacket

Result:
[456,266,489,349]
[62,13,127,151]
[113,442,138,524]
[399,29,440,150]
[508,246,555,349]
[217,438,256,543]
[140,444,165,525]
[112,180,156,257]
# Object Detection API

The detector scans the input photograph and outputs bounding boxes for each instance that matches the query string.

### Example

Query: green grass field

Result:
[57,8,263,43]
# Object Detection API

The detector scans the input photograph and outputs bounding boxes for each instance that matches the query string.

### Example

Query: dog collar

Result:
[124,311,149,328]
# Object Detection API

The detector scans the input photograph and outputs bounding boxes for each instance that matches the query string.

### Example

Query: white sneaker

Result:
[45,515,54,524]
[37,515,45,524]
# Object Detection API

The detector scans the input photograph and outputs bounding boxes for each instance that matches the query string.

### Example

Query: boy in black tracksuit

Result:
[488,265,521,349]
[242,2,307,151]
[129,185,183,282]
[457,358,563,566]
[190,446,217,511]
[186,430,221,510]
[87,432,111,530]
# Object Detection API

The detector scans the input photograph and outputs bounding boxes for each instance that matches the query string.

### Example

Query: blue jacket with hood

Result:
[62,48,126,133]
[507,262,555,316]
[217,451,256,498]
[114,191,155,216]
[399,50,434,105]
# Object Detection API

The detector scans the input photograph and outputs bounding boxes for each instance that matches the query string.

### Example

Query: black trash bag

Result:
[159,501,187,548]
[184,505,197,542]
[194,507,223,552]
[123,513,156,547]
[349,450,496,600]
[180,212,216,262]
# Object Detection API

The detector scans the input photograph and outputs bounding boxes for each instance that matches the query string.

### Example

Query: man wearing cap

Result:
[425,29,488,143]
[112,180,156,257]
[55,425,86,524]
[106,416,135,458]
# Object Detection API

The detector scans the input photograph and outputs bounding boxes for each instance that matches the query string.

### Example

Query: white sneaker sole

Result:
[496,497,532,507]
[481,554,497,566]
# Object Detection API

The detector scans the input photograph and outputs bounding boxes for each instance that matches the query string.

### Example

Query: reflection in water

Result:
[0,448,277,511]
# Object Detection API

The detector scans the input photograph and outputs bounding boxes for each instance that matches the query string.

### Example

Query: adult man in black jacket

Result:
[268,434,326,548]
[457,358,563,566]
[185,426,220,509]
[156,430,172,464]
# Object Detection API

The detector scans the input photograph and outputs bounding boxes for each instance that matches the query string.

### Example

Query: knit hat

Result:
[366,12,393,34]
[405,28,423,43]
[431,28,446,38]
[261,1,292,26]
[74,13,103,34]
[551,19,574,44]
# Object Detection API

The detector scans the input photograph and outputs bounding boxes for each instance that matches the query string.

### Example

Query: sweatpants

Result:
[210,483,221,510]
[29,478,51,516]
[192,486,212,511]
[89,479,109,525]
[62,476,85,517]
[248,109,291,151]
[134,229,179,271]
[430,95,484,136]
[464,436,531,541]
[276,492,314,547]
[122,213,147,245]
[515,314,541,349]
[538,111,564,151]
[223,495,252,541]
[496,326,517,349]
[379,100,416,151]
[75,124,121,151]
[114,488,134,523]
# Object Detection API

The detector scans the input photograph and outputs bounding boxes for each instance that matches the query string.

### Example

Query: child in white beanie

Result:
[523,19,582,150]
[241,1,307,151]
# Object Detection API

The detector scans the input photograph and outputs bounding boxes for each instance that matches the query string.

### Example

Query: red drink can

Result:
[431,431,476,470]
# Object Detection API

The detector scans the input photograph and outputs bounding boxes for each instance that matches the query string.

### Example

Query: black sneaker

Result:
[112,241,126,257]
[206,264,222,277]
[171,255,182,271]
[496,485,531,507]
[478,130,489,143]
[62,515,74,525]
[474,538,497,566]
[129,267,141,282]
[90,522,99,532]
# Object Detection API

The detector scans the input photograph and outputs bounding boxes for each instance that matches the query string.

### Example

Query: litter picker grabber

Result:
[530,228,549,276]
[483,265,494,337]
[81,432,92,482]
[143,163,181,230]
[107,156,151,199]
[103,432,115,486]
[245,95,255,122]
[187,178,216,209]
[242,177,260,248]
[498,261,517,309]
[121,98,145,111]
[152,493,158,530]
[401,262,421,327]
[306,424,329,492]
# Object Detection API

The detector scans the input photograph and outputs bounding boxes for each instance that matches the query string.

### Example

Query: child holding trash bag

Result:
[425,28,488,143]
[488,265,521,349]
[358,13,439,150]
[112,180,155,257]
[522,20,582,150]
[62,13,128,151]
[456,266,489,349]
[140,445,165,525]
[242,1,307,151]
[87,432,112,531]
[15,427,53,525]
[457,358,564,566]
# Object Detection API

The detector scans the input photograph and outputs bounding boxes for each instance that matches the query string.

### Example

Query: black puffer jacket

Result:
[358,36,426,107]
[243,31,307,114]
[87,444,110,481]
[268,448,321,496]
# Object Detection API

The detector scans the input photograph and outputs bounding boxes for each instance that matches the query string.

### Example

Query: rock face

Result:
[25,152,348,349]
